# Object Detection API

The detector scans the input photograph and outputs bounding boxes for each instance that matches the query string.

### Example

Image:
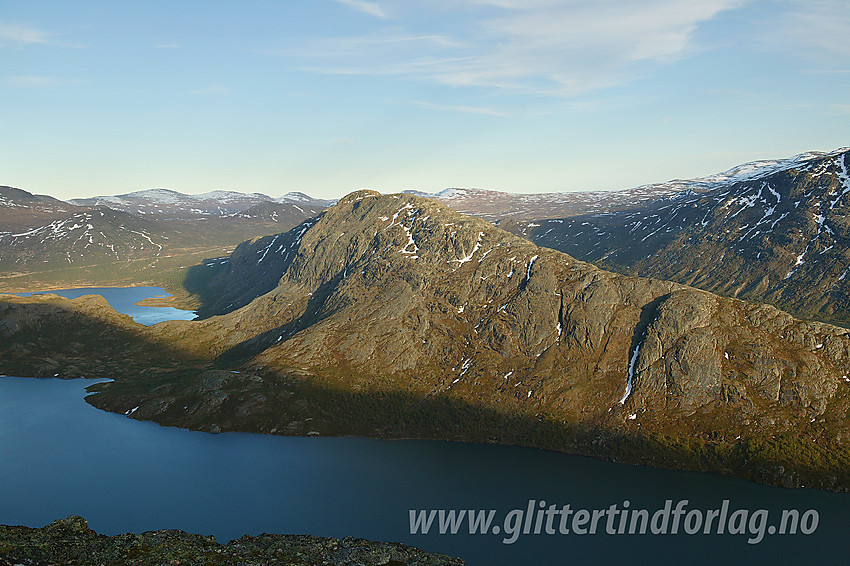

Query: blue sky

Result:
[1,0,848,200]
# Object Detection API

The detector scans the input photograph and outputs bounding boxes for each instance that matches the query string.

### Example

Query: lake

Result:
[1,377,849,565]
[15,286,197,325]
[2,287,849,565]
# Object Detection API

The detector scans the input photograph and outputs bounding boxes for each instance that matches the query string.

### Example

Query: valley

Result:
[0,186,332,305]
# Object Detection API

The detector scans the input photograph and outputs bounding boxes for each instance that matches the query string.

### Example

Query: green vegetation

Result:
[0,246,230,309]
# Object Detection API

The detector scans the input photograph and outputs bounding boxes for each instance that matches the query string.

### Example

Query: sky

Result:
[1,0,848,201]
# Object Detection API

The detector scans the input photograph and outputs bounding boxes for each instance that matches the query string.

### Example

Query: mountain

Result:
[70,188,333,220]
[0,186,332,295]
[232,200,326,223]
[5,191,848,490]
[413,148,849,223]
[0,207,169,269]
[0,186,87,233]
[406,186,690,223]
[276,191,337,207]
[0,201,319,276]
[501,148,850,326]
[0,185,75,211]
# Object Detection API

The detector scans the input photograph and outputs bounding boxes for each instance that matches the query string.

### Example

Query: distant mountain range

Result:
[5,189,849,490]
[410,148,848,222]
[0,187,332,288]
[2,148,847,326]
[69,188,335,219]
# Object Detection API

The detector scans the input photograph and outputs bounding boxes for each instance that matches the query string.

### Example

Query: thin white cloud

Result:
[346,33,463,48]
[5,75,82,87]
[433,0,748,94]
[275,0,748,96]
[266,31,463,58]
[155,42,181,49]
[0,21,82,48]
[273,31,468,76]
[297,57,470,77]
[761,0,850,62]
[332,0,388,19]
[0,22,52,44]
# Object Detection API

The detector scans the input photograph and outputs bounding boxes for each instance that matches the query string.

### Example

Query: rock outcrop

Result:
[0,516,462,566]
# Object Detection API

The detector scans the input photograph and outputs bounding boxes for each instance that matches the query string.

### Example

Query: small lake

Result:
[1,377,848,566]
[15,286,197,325]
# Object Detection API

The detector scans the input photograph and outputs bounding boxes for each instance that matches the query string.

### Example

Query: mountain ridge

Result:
[69,188,333,219]
[413,147,850,221]
[505,148,850,326]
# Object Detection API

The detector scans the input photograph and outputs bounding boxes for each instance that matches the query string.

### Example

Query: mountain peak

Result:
[119,188,185,203]
[171,189,850,493]
[336,189,383,204]
[277,191,333,204]
[692,147,850,188]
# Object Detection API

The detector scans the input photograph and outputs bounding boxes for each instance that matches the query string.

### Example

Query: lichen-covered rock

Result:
[0,516,463,566]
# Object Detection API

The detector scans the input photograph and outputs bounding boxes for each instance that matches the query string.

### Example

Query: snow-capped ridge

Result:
[194,190,273,202]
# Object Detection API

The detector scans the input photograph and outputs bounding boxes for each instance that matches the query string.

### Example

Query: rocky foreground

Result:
[0,516,462,566]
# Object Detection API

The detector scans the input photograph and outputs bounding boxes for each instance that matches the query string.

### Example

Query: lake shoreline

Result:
[1,287,848,495]
[3,286,850,497]
[3,375,849,565]
[7,286,197,325]
[0,279,199,310]
[0,373,827,495]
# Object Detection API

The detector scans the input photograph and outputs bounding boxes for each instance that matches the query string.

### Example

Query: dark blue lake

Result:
[2,377,848,566]
[15,286,197,325]
[2,288,849,565]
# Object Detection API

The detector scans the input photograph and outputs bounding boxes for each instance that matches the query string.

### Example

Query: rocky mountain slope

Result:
[503,148,850,326]
[0,186,87,232]
[0,516,462,565]
[0,207,171,269]
[4,191,849,490]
